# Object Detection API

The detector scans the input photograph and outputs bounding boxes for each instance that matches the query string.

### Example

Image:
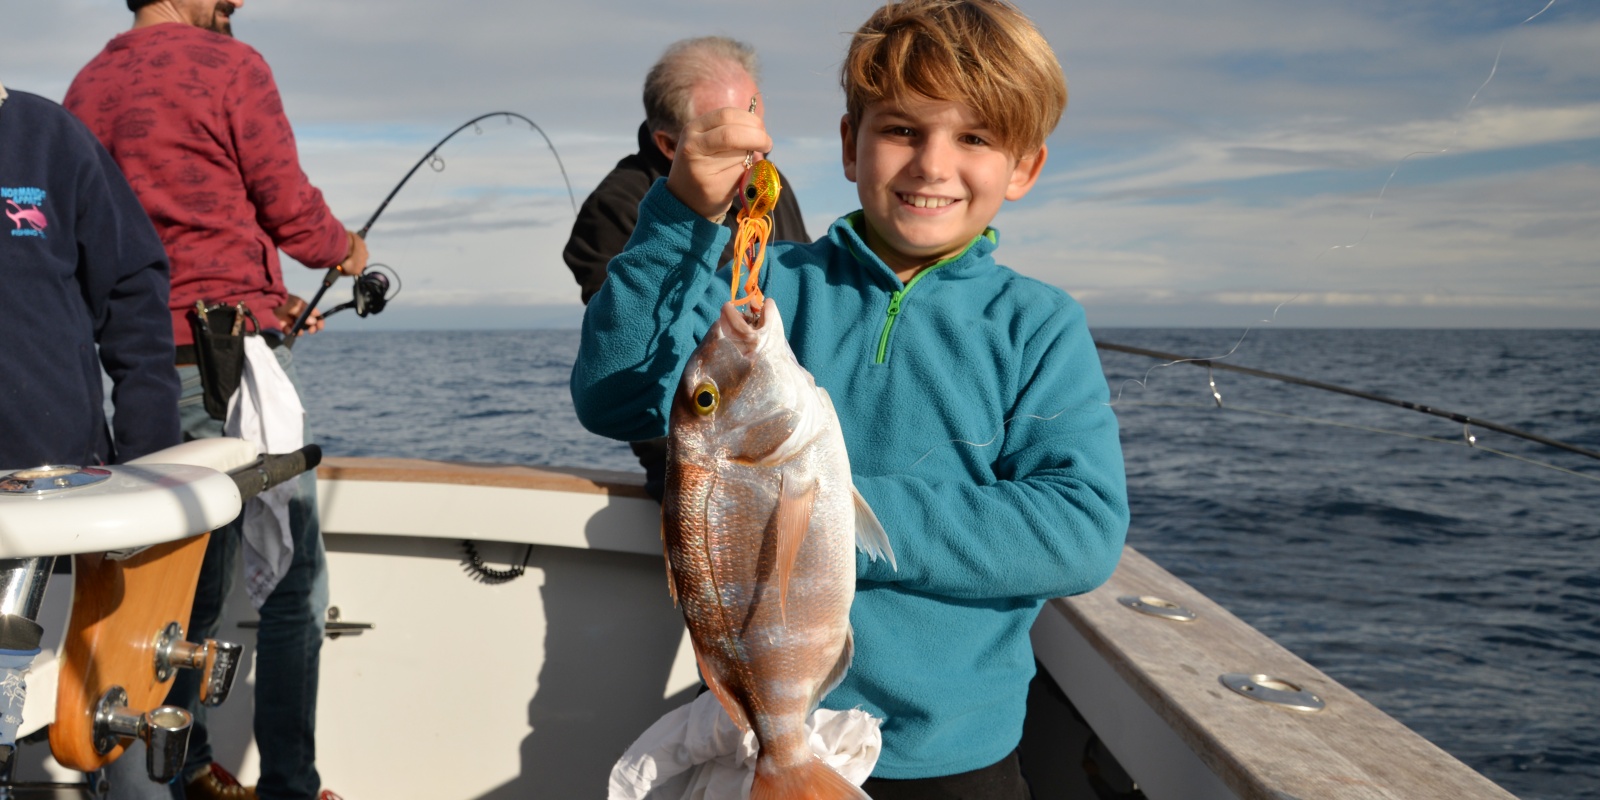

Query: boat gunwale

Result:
[309,456,1519,800]
[1047,547,1519,800]
[317,456,651,499]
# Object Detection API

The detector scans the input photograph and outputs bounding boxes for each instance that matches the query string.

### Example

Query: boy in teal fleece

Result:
[571,0,1128,794]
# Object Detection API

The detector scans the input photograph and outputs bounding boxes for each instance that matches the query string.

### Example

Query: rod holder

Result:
[1219,673,1326,712]
[93,686,193,783]
[154,622,243,706]
[1118,595,1197,622]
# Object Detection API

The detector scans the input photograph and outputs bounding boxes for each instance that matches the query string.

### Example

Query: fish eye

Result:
[692,382,719,415]
[745,185,758,202]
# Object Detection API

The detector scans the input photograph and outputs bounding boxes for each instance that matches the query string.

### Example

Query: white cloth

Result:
[223,336,304,610]
[608,691,882,800]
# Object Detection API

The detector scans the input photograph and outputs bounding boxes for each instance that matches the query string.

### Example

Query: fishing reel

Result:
[323,264,401,320]
[287,263,401,337]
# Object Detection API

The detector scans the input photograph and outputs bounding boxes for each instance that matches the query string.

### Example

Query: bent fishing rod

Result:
[288,111,578,338]
[1095,340,1600,462]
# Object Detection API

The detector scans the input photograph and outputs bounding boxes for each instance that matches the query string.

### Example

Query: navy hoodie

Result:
[0,86,178,469]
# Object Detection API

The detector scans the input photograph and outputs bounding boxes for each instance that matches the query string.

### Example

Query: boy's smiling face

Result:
[842,95,1046,279]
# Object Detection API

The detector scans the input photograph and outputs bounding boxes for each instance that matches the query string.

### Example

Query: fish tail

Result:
[749,756,869,800]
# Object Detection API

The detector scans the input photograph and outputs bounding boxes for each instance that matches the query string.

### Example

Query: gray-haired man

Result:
[562,36,808,501]
[564,36,808,305]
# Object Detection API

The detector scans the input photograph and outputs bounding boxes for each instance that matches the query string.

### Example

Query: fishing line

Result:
[1298,0,1562,278]
[915,333,1597,480]
[1108,1,1568,398]
[1106,333,1252,407]
[1090,5,1585,493]
[1096,340,1600,461]
[904,409,1067,470]
[1115,400,1600,485]
[358,111,578,239]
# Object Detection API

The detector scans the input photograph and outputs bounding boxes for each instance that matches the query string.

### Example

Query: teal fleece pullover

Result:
[571,181,1129,778]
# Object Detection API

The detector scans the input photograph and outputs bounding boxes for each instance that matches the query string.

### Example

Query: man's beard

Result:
[203,1,237,36]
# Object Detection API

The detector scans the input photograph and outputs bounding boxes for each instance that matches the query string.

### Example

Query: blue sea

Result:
[293,326,1599,800]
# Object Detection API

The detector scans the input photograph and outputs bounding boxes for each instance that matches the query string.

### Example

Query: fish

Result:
[663,299,895,800]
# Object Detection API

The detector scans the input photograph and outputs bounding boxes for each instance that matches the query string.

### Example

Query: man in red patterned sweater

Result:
[66,2,365,799]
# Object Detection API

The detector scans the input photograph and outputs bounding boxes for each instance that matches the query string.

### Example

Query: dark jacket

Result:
[0,87,179,468]
[563,122,809,305]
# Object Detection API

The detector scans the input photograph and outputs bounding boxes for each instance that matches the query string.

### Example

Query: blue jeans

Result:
[104,344,328,800]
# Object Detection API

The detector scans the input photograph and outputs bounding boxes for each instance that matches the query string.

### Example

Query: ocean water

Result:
[293,326,1599,799]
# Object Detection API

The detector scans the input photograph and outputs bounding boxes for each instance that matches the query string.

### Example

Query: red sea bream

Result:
[663,299,895,800]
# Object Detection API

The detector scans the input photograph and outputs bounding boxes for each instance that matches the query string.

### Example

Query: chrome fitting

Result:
[93,686,193,782]
[153,623,243,706]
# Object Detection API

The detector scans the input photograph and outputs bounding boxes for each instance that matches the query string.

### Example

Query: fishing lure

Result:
[730,158,781,310]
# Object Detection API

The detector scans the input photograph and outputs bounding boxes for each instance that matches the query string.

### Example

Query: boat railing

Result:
[311,457,1519,800]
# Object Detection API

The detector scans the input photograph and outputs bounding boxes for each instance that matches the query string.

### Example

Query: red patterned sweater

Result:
[65,23,348,346]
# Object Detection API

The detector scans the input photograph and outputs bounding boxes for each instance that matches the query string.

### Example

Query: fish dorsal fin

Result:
[773,472,816,624]
[692,642,751,734]
[852,488,896,571]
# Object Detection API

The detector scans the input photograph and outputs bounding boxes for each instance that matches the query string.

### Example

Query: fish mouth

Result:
[716,299,778,356]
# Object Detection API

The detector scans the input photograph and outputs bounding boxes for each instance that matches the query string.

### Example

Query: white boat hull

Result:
[7,457,1517,799]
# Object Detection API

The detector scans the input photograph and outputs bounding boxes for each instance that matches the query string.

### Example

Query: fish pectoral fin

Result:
[773,473,816,625]
[660,519,679,607]
[692,643,751,734]
[852,487,897,571]
[816,625,854,705]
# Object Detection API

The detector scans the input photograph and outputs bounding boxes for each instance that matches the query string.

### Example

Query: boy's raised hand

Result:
[666,106,773,223]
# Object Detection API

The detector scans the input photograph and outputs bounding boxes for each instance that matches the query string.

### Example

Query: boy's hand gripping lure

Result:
[730,158,781,311]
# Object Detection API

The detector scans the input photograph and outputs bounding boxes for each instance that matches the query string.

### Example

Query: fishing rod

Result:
[288,111,578,338]
[1095,340,1600,462]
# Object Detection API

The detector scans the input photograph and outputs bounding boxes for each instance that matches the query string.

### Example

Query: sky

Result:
[5,0,1597,330]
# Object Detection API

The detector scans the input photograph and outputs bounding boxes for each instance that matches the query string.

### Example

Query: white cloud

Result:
[6,0,1596,327]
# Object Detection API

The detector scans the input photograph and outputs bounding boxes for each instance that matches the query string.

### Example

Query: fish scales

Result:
[664,300,890,800]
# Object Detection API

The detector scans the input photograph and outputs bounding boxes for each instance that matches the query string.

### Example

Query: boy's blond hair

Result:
[841,0,1067,159]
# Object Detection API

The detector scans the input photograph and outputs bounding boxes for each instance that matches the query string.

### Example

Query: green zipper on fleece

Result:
[871,231,992,364]
[875,267,937,364]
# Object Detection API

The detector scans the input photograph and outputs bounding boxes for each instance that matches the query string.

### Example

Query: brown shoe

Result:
[186,762,258,800]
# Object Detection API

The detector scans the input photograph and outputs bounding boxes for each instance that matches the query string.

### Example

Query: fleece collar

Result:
[828,211,999,289]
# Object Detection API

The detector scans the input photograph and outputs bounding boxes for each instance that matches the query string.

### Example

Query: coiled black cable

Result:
[461,540,534,583]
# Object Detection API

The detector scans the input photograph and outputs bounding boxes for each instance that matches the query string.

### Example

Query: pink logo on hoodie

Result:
[4,191,48,238]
